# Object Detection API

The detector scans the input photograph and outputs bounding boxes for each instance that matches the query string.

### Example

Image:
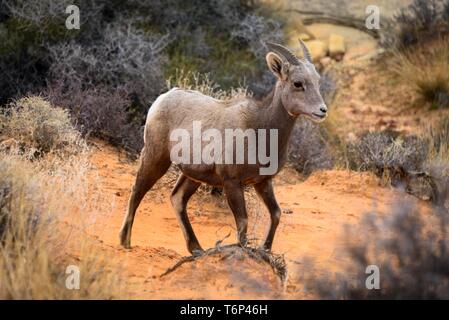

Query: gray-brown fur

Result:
[119,41,327,254]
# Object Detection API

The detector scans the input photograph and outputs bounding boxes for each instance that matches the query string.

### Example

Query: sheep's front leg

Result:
[254,179,281,251]
[223,180,248,247]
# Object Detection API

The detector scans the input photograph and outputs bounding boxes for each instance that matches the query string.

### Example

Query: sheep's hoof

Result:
[191,249,204,257]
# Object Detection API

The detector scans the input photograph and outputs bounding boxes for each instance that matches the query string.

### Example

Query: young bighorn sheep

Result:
[119,41,327,254]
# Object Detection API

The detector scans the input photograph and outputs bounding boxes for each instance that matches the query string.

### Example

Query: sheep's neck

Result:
[259,82,296,155]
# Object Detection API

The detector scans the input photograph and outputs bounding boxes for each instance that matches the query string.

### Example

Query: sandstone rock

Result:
[319,56,332,68]
[298,33,312,41]
[329,34,345,59]
[300,40,328,61]
[284,19,315,44]
[261,0,288,12]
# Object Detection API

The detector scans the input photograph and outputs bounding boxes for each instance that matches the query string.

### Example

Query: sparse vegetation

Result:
[0,147,125,299]
[166,69,250,101]
[46,83,143,154]
[0,0,285,154]
[0,96,86,157]
[425,116,449,162]
[391,38,449,109]
[288,118,334,177]
[303,200,449,299]
[346,130,440,201]
[422,116,449,207]
[382,0,449,48]
[347,131,427,183]
[345,114,449,204]
[0,94,125,298]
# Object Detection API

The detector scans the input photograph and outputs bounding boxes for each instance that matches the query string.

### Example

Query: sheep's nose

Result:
[320,106,327,113]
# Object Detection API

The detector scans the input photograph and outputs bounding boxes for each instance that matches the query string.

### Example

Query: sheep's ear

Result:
[266,52,288,80]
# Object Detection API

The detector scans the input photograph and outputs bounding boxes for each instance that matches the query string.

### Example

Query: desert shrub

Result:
[382,0,448,48]
[391,38,449,109]
[166,69,250,100]
[47,21,170,109]
[0,22,48,104]
[422,117,449,206]
[444,0,449,20]
[347,131,427,183]
[425,117,449,162]
[0,96,86,157]
[288,118,334,177]
[132,0,285,96]
[1,0,286,154]
[304,201,449,299]
[46,82,143,154]
[231,13,283,60]
[319,73,337,104]
[43,15,169,154]
[346,127,449,203]
[230,12,284,94]
[0,0,103,104]
[0,151,125,299]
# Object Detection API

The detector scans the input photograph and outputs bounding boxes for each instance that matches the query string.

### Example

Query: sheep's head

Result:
[266,40,327,123]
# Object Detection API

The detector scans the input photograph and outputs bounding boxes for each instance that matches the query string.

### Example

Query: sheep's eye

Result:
[293,81,304,90]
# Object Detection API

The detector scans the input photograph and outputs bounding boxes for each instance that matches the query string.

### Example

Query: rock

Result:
[319,56,332,68]
[329,34,346,59]
[298,33,312,41]
[300,40,328,61]
[346,132,357,143]
[284,22,315,46]
[262,0,288,12]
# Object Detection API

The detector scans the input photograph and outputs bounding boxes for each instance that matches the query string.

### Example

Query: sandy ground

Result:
[74,140,423,299]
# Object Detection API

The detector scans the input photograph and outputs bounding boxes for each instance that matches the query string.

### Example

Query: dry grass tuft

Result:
[0,98,126,300]
[391,38,449,109]
[0,152,126,299]
[0,96,86,158]
[166,69,250,101]
[421,116,449,207]
[424,116,449,163]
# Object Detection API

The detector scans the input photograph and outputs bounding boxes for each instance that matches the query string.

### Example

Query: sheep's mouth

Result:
[312,112,327,120]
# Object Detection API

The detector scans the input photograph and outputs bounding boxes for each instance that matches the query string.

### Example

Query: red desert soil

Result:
[71,140,426,299]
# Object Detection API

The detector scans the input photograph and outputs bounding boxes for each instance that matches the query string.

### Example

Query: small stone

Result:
[329,34,346,59]
[320,57,332,68]
[298,33,312,41]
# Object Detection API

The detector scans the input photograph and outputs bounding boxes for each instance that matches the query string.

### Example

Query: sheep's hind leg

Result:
[119,147,170,248]
[170,174,203,255]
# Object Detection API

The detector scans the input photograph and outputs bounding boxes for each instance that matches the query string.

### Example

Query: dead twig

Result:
[159,244,288,284]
